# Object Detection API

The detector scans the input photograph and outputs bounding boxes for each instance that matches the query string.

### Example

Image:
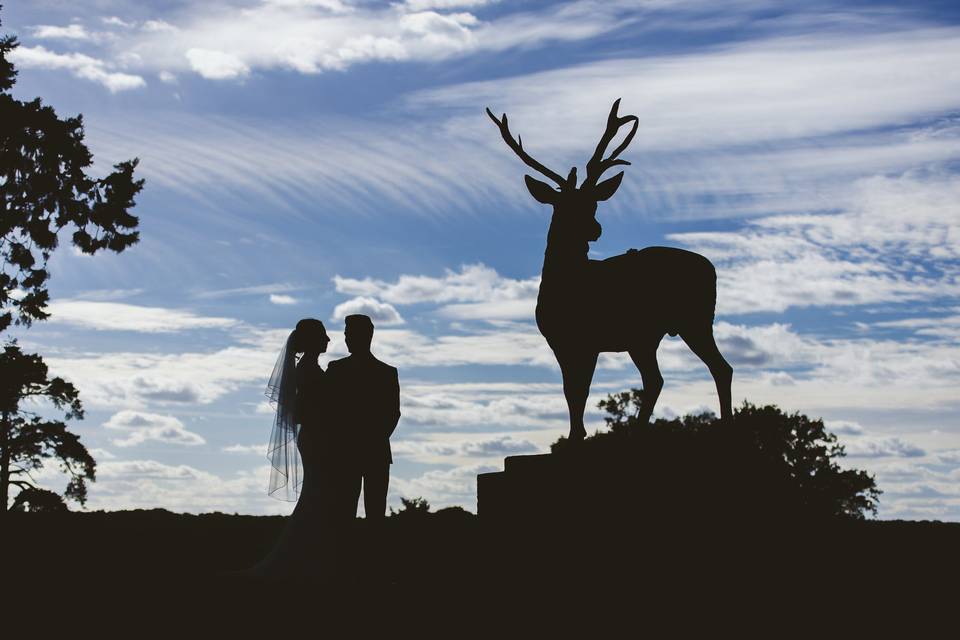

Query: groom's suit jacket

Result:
[326,353,401,466]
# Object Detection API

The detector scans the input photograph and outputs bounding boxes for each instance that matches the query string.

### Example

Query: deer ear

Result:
[594,171,624,201]
[525,175,559,204]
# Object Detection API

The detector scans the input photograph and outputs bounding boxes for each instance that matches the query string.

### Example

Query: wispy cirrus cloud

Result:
[193,283,301,300]
[71,24,960,226]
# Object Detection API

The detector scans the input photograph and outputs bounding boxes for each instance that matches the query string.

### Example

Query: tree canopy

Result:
[0,11,144,332]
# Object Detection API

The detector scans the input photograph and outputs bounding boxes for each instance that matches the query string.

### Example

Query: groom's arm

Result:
[385,367,400,438]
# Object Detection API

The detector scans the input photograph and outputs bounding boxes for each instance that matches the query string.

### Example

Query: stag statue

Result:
[487,99,732,441]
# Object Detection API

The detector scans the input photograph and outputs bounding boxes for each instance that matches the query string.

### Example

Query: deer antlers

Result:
[583,98,639,189]
[487,99,638,192]
[486,107,570,189]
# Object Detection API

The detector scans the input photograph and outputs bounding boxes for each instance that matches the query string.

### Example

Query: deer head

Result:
[487,99,638,244]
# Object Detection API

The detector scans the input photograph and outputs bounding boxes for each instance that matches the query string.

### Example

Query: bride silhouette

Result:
[249,318,339,579]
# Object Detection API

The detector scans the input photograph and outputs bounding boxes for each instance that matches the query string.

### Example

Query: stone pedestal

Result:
[477,452,622,524]
[477,454,555,521]
[477,439,768,528]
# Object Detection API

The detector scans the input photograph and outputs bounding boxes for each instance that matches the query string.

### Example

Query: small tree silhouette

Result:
[0,343,93,514]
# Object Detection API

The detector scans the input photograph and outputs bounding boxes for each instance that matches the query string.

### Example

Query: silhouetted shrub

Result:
[9,487,68,512]
[549,395,881,520]
[390,496,431,518]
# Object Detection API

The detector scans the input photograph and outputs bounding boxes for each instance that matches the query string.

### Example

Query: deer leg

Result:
[680,326,733,422]
[629,347,663,425]
[556,351,598,441]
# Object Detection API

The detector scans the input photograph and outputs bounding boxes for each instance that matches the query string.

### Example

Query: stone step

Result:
[504,453,555,474]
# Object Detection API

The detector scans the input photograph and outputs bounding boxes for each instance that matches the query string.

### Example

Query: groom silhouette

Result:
[327,314,401,522]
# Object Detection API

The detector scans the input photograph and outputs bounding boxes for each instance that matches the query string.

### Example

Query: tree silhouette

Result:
[1,342,93,514]
[1,8,144,332]
[549,392,881,520]
[0,7,144,511]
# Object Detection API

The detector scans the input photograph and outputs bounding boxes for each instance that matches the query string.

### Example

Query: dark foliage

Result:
[542,394,880,521]
[0,8,144,332]
[389,496,431,518]
[10,486,68,512]
[0,342,93,513]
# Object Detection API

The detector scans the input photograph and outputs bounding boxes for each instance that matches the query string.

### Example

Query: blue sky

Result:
[4,0,959,519]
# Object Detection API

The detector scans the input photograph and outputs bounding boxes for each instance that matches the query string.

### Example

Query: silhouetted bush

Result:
[549,394,880,520]
[9,486,68,512]
[389,496,431,519]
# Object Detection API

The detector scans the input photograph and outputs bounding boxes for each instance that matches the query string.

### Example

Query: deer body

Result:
[537,247,717,352]
[488,101,733,440]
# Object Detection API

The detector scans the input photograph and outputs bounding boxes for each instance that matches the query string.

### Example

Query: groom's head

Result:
[344,314,374,354]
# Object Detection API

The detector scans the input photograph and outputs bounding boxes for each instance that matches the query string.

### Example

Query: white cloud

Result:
[103,410,206,447]
[666,174,960,316]
[845,437,926,459]
[262,0,353,10]
[102,17,135,28]
[937,450,960,465]
[71,460,289,514]
[223,443,268,454]
[269,294,299,305]
[97,459,206,479]
[368,326,555,368]
[32,24,92,40]
[8,45,145,92]
[391,463,498,510]
[402,0,496,11]
[394,435,539,461]
[142,20,178,33]
[828,420,865,436]
[331,297,405,325]
[36,0,641,87]
[334,264,539,321]
[46,342,278,409]
[185,48,250,79]
[45,300,239,333]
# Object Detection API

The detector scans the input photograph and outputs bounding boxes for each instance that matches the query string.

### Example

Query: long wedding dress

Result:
[250,344,338,579]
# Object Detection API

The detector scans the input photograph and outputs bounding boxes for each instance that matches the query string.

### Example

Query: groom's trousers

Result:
[344,462,390,520]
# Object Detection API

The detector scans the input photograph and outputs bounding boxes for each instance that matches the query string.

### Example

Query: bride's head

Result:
[292,318,329,355]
